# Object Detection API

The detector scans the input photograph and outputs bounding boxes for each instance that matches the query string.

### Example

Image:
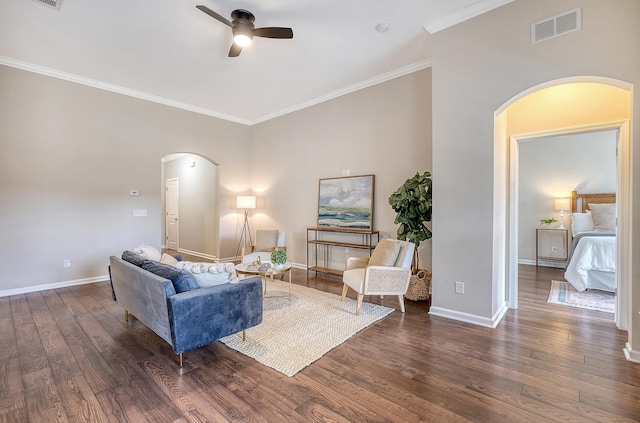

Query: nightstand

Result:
[535,228,569,267]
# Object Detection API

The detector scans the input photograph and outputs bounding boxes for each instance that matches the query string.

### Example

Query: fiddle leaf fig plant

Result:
[388,171,432,272]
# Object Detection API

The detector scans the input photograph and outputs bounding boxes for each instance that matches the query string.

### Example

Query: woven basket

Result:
[405,269,432,301]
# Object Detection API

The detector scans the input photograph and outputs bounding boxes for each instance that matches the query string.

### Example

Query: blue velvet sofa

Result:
[109,255,263,367]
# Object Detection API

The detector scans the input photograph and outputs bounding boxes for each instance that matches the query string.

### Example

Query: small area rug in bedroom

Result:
[220,280,394,377]
[547,280,614,313]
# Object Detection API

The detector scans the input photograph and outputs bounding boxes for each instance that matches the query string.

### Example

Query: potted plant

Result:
[270,248,287,269]
[388,171,432,273]
[539,217,557,227]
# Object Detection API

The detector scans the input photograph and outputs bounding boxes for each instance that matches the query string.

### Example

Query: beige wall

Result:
[0,65,431,294]
[430,0,639,352]
[250,69,433,270]
[0,65,252,292]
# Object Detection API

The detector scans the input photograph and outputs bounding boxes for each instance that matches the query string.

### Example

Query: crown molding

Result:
[424,0,514,34]
[0,56,252,125]
[0,55,431,126]
[250,58,432,125]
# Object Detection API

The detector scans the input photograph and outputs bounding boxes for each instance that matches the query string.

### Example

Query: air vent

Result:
[32,0,63,10]
[531,7,581,44]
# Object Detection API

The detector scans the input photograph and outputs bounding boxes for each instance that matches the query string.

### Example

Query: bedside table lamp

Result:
[554,197,570,229]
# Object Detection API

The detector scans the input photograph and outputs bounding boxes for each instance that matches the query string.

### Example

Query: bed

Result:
[563,191,616,292]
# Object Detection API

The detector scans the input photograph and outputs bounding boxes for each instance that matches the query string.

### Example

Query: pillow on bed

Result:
[570,212,593,237]
[589,203,616,232]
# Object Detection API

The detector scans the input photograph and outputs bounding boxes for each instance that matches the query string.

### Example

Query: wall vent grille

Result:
[531,7,581,44]
[32,0,63,10]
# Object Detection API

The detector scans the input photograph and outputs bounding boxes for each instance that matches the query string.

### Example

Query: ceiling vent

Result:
[32,0,63,10]
[531,7,581,44]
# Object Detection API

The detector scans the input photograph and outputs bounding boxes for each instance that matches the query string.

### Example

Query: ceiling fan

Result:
[196,5,294,57]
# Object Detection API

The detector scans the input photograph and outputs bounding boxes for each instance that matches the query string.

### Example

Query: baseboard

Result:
[519,258,566,269]
[177,248,218,261]
[0,275,109,298]
[429,302,508,328]
[624,342,640,363]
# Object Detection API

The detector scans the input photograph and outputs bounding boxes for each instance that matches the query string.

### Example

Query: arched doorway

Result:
[494,78,632,330]
[161,153,220,260]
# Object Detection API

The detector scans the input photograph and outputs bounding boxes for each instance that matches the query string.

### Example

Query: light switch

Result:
[129,190,139,196]
[133,209,147,217]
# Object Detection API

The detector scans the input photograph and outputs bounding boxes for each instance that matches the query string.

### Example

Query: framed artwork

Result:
[317,175,374,229]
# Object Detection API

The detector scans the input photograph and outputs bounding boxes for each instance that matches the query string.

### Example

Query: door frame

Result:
[508,120,630,330]
[165,178,179,251]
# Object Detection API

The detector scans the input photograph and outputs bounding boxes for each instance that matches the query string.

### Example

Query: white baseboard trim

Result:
[623,342,640,363]
[0,275,110,298]
[177,248,219,262]
[429,302,508,328]
[518,258,566,269]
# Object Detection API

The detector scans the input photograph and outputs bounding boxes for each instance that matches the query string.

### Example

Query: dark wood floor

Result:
[2,258,639,422]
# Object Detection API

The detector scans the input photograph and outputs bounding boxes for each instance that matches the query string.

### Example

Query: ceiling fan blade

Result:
[196,5,232,27]
[253,27,293,39]
[228,43,243,57]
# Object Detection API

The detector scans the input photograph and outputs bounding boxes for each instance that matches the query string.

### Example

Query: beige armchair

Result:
[341,239,415,315]
[242,230,286,264]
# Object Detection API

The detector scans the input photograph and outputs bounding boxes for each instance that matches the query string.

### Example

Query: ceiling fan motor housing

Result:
[231,9,255,41]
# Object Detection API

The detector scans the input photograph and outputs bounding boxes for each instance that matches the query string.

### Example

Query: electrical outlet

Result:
[455,281,464,294]
[551,246,558,253]
[63,259,71,268]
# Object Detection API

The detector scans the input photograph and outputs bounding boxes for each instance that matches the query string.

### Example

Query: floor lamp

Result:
[235,195,256,262]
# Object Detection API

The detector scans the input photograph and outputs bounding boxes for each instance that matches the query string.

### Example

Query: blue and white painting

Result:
[318,175,374,229]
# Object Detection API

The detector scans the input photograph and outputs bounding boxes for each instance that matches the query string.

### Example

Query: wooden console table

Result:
[306,227,379,277]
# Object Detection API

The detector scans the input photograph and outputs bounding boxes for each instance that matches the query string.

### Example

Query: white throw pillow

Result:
[174,261,237,287]
[570,212,594,237]
[589,203,616,232]
[192,272,234,288]
[133,244,162,261]
[160,253,179,266]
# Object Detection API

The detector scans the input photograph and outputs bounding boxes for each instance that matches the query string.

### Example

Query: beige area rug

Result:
[220,279,394,377]
[547,280,615,313]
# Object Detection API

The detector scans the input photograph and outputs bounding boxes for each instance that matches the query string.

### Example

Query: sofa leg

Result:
[124,310,128,322]
[179,353,183,368]
[243,330,246,341]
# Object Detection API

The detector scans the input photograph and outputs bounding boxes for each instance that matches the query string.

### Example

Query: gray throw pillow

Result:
[122,250,146,267]
[142,260,198,293]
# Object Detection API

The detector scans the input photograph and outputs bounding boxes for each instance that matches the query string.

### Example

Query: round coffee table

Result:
[235,262,292,299]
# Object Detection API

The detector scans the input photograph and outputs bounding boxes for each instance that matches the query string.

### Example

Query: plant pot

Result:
[273,263,285,270]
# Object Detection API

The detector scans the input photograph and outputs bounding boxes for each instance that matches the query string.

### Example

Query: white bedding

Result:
[564,232,616,292]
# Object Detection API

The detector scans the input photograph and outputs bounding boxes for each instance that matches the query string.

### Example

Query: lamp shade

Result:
[554,198,570,211]
[236,195,256,209]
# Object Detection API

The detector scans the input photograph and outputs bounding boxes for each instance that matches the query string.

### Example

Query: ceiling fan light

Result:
[234,33,253,47]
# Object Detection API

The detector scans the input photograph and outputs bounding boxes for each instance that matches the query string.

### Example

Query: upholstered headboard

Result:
[570,190,616,213]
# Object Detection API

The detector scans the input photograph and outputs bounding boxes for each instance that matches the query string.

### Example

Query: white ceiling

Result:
[0,0,512,124]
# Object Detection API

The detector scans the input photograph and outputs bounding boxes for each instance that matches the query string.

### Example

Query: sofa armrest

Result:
[167,276,263,354]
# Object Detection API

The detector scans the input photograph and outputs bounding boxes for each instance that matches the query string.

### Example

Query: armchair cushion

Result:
[368,239,401,267]
[343,268,366,293]
[254,230,280,252]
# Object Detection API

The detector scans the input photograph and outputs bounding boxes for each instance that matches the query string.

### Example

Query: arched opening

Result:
[494,78,632,330]
[161,153,220,260]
